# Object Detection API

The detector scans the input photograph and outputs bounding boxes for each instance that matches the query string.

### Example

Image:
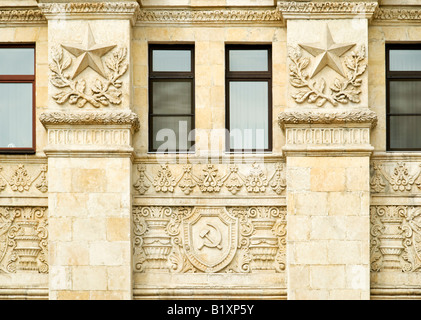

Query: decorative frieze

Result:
[0,207,48,273]
[371,205,421,272]
[0,164,48,194]
[278,1,378,19]
[39,1,139,23]
[136,8,282,25]
[0,8,46,24]
[133,206,286,274]
[370,161,421,194]
[133,163,286,196]
[373,7,421,24]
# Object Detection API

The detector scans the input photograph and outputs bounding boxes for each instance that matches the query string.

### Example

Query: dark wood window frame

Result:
[386,43,421,151]
[0,43,36,154]
[225,44,273,153]
[148,44,195,153]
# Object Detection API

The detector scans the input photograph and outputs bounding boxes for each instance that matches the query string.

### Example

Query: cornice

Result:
[38,1,140,24]
[136,7,283,25]
[278,109,378,129]
[278,1,379,20]
[39,111,140,133]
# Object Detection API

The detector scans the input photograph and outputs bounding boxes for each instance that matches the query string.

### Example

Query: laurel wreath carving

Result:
[49,46,128,108]
[288,45,367,107]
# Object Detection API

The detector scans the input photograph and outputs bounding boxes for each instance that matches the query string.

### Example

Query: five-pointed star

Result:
[299,25,355,79]
[61,24,116,79]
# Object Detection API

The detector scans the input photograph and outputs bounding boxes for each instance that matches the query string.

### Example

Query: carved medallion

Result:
[183,207,238,273]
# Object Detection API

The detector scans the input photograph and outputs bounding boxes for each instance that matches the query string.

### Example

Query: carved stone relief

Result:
[133,163,286,196]
[49,24,128,108]
[136,8,282,24]
[0,164,48,194]
[370,161,421,194]
[371,205,421,273]
[0,207,48,273]
[288,25,367,107]
[133,206,286,274]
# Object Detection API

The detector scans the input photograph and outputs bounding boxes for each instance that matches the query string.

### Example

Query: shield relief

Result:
[183,207,238,273]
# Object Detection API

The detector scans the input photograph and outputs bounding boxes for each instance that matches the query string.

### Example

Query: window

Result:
[386,44,421,151]
[0,44,35,153]
[149,44,195,153]
[226,45,272,152]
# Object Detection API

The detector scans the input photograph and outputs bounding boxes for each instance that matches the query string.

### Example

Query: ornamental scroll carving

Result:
[136,8,282,24]
[49,26,128,108]
[0,9,46,23]
[39,2,139,15]
[133,163,286,196]
[370,161,421,194]
[0,207,48,274]
[373,7,421,23]
[133,206,286,274]
[0,164,48,194]
[278,1,378,15]
[370,205,421,272]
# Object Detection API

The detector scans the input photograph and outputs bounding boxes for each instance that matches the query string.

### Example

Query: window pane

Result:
[390,81,421,114]
[152,116,193,151]
[152,50,191,72]
[0,83,33,148]
[229,50,268,72]
[0,48,34,75]
[229,81,268,150]
[390,50,421,71]
[152,81,192,115]
[390,116,421,149]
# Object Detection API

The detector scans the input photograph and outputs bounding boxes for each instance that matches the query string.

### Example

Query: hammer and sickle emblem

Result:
[198,223,222,250]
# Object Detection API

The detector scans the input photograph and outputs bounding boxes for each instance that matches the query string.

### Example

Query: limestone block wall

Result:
[2,0,421,300]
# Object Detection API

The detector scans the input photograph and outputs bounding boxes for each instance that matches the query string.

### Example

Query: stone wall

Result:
[1,0,421,300]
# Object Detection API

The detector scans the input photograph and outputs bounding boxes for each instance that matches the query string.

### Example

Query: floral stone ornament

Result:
[288,24,367,107]
[49,24,128,108]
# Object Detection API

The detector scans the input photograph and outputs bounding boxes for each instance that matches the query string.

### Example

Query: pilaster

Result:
[39,1,139,300]
[278,1,378,300]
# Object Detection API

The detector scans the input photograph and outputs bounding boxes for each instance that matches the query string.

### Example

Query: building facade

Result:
[0,0,420,300]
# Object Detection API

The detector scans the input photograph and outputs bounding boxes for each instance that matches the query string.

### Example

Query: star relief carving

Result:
[288,24,367,107]
[61,24,116,80]
[299,25,355,78]
[49,24,128,108]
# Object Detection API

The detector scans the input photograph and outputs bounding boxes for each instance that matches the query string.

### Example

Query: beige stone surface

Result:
[0,0,420,301]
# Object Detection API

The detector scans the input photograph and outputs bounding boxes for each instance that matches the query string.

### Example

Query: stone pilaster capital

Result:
[278,109,378,130]
[37,1,140,25]
[39,110,140,132]
[39,110,140,158]
[278,109,377,156]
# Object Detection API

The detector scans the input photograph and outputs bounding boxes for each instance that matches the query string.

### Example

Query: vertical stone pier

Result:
[38,1,139,299]
[278,2,378,299]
